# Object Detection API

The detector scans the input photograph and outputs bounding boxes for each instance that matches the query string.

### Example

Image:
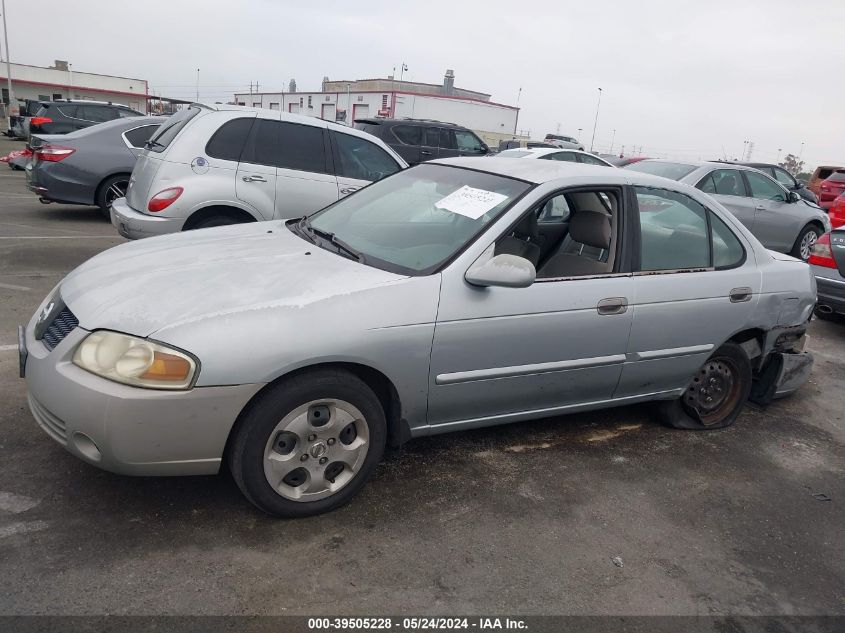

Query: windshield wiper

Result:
[144,139,165,149]
[299,217,364,262]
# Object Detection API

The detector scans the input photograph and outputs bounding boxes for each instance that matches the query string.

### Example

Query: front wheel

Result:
[659,343,752,430]
[791,224,821,261]
[228,370,387,518]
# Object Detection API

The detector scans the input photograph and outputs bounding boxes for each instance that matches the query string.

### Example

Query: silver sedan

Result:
[20,158,816,517]
[625,159,830,259]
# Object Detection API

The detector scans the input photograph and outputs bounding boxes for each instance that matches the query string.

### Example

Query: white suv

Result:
[111,104,407,239]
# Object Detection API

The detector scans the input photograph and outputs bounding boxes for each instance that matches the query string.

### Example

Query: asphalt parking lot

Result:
[0,135,842,617]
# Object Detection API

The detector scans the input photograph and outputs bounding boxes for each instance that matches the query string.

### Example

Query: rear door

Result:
[697,168,757,232]
[743,169,800,252]
[436,128,460,159]
[235,117,281,220]
[330,130,403,198]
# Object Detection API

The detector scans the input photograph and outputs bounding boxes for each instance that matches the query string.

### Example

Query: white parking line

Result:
[0,282,31,291]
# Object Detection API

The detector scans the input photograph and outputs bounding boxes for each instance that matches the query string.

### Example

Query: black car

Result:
[353,118,489,165]
[721,161,818,204]
[28,100,144,138]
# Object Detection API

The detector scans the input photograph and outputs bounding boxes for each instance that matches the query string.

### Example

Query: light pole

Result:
[590,88,602,152]
[609,128,616,154]
[577,127,582,141]
[68,62,73,98]
[799,141,805,161]
[777,148,782,163]
[346,83,351,126]
[1,0,15,127]
[195,68,200,102]
[742,140,748,161]
[399,63,407,82]
[512,86,522,136]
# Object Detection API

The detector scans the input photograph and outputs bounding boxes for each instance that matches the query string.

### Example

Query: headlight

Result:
[73,331,198,390]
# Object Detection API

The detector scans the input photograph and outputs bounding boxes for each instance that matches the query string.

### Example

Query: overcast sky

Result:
[4,0,843,168]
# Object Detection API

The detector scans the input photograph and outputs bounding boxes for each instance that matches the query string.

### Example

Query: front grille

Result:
[28,393,68,445]
[42,307,78,351]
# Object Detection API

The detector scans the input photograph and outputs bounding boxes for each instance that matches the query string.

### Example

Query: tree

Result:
[779,154,805,176]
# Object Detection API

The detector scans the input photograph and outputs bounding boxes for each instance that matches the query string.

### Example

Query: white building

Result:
[234,70,521,146]
[1,60,148,114]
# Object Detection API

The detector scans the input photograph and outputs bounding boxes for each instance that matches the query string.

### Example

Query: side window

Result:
[117,109,141,118]
[698,169,747,197]
[454,129,484,152]
[332,132,400,181]
[205,117,254,162]
[636,186,710,271]
[56,105,78,118]
[423,127,439,147]
[772,168,796,188]
[391,125,421,146]
[79,106,115,122]
[579,154,608,166]
[745,171,787,202]
[548,152,578,162]
[439,128,456,149]
[242,120,328,174]
[537,194,571,222]
[710,211,745,269]
[124,125,159,149]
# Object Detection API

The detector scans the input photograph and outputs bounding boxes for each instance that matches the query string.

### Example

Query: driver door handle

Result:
[755,204,766,211]
[597,297,628,316]
[242,175,267,183]
[340,186,359,195]
[420,150,433,156]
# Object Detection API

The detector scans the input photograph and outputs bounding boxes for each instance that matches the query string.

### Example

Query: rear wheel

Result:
[791,223,821,260]
[659,343,752,430]
[96,175,130,219]
[228,369,386,518]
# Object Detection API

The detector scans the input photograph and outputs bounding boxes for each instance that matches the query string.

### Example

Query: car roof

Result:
[431,156,670,188]
[353,117,467,129]
[513,147,591,158]
[634,158,762,173]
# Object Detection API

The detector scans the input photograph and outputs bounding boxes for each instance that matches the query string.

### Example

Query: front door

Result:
[330,130,403,199]
[616,185,759,397]
[419,127,439,162]
[427,187,633,430]
[235,118,279,220]
[742,169,799,253]
[699,168,758,233]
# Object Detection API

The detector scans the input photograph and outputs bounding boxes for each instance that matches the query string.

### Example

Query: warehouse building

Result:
[1,60,148,114]
[234,70,521,147]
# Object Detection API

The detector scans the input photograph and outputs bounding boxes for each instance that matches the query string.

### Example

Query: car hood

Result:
[59,221,409,337]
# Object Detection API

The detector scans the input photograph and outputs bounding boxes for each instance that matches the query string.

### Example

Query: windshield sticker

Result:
[434,186,508,220]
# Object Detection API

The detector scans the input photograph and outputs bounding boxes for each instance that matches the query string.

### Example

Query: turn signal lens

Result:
[808,233,837,269]
[73,331,197,390]
[147,186,183,213]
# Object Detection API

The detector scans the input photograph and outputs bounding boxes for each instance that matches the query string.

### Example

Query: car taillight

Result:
[30,117,53,126]
[821,183,830,192]
[808,233,837,268]
[147,187,183,213]
[34,145,75,162]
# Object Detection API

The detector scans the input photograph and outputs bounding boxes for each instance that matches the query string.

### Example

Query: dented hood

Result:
[59,221,406,337]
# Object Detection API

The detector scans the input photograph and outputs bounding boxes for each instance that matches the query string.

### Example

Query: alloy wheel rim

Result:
[106,180,129,205]
[683,358,742,426]
[800,231,817,260]
[263,399,370,502]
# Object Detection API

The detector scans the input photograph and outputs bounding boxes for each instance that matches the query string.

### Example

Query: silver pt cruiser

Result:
[20,158,816,517]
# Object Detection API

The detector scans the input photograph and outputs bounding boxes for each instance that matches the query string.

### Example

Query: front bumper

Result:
[110,197,185,240]
[22,322,264,476]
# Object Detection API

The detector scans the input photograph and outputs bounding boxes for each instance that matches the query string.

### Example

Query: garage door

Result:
[352,104,369,122]
[289,103,301,114]
[321,103,336,121]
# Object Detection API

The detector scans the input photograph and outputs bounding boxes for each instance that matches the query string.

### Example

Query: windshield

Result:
[306,163,531,274]
[624,160,698,181]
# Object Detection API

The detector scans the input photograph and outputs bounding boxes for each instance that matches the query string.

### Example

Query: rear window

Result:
[205,117,254,161]
[826,171,845,183]
[625,161,698,181]
[146,106,202,153]
[818,169,834,180]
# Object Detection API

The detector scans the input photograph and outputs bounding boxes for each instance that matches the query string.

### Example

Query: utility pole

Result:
[196,68,200,102]
[399,62,407,82]
[512,87,522,136]
[609,128,616,154]
[590,87,602,152]
[1,0,15,127]
[346,83,351,126]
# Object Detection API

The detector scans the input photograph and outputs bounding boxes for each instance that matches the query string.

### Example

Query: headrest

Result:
[569,211,611,249]
[512,210,538,240]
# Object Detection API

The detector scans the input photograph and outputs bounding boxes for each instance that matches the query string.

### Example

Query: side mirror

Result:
[465,252,536,288]
[788,191,801,203]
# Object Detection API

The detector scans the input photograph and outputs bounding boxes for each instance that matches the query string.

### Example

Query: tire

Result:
[96,174,130,219]
[228,369,387,518]
[191,215,241,230]
[658,343,752,430]
[791,223,822,261]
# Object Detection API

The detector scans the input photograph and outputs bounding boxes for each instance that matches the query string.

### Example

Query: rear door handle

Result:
[420,150,433,156]
[597,297,628,316]
[242,175,267,183]
[730,287,753,303]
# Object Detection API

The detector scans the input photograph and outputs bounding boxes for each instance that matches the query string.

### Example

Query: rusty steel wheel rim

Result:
[683,357,742,426]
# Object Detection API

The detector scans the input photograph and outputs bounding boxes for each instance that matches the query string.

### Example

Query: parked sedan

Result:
[732,161,818,203]
[497,147,614,166]
[26,117,165,217]
[20,158,815,517]
[625,160,830,260]
[809,229,845,319]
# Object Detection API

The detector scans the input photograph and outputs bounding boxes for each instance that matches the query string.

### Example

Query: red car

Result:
[819,170,845,209]
[828,193,845,229]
